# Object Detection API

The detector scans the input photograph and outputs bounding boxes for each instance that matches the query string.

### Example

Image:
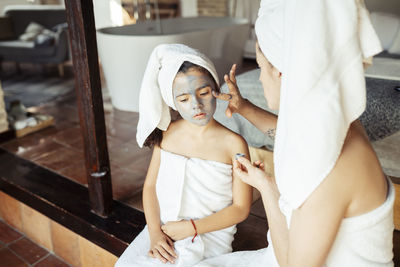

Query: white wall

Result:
[180,0,198,17]
[93,0,124,29]
[365,0,400,15]
[0,0,34,15]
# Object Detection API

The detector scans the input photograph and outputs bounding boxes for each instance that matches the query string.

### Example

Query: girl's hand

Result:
[234,157,272,191]
[148,229,177,264]
[161,220,195,241]
[213,64,246,118]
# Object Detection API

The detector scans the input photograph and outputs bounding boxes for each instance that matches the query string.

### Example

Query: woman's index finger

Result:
[212,90,232,101]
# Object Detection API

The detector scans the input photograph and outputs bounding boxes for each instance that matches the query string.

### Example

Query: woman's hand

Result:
[234,157,273,192]
[148,229,177,264]
[161,220,195,241]
[213,64,246,118]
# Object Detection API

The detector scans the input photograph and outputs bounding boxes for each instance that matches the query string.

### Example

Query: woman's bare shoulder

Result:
[329,121,387,217]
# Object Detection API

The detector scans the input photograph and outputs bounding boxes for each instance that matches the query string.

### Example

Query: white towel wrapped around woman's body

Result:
[115,149,236,267]
[195,178,395,267]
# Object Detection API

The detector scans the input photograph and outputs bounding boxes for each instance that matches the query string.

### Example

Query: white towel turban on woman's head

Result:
[255,0,382,226]
[255,0,283,71]
[136,44,219,148]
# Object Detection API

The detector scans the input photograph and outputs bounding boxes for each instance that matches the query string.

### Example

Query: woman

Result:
[198,0,394,266]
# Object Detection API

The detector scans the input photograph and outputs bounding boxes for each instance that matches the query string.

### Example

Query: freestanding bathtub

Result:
[97,17,250,112]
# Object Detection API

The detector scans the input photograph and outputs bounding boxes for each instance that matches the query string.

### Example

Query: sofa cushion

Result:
[0,41,55,61]
[4,6,66,37]
[34,33,55,47]
[0,16,16,40]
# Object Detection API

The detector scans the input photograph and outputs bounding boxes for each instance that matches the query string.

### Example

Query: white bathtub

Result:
[97,17,250,112]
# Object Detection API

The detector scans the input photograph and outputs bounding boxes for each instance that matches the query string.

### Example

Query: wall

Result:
[0,0,31,15]
[0,0,63,15]
[365,0,400,15]
[180,0,198,17]
[197,0,227,17]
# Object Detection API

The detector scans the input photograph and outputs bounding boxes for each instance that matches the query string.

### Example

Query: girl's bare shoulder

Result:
[213,122,249,154]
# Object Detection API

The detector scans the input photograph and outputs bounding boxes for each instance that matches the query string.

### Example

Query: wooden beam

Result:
[64,0,113,217]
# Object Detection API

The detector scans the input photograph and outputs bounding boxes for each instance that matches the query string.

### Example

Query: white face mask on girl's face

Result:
[172,69,217,126]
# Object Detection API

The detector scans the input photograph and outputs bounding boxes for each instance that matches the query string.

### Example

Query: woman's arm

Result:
[235,156,350,267]
[143,146,177,263]
[161,137,253,240]
[213,64,278,135]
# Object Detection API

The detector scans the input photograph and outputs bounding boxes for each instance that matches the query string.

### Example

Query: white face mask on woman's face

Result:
[172,69,217,126]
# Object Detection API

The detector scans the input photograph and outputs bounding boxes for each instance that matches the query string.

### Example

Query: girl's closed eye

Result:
[199,87,211,96]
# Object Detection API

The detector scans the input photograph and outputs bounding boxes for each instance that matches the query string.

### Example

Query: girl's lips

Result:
[193,113,206,119]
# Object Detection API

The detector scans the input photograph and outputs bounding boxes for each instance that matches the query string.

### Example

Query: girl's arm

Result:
[143,146,177,264]
[161,137,253,240]
[213,64,278,135]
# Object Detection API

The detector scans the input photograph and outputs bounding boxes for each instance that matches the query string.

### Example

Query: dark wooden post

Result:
[64,0,113,217]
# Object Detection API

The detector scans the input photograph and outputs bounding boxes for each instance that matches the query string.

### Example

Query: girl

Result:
[115,44,252,267]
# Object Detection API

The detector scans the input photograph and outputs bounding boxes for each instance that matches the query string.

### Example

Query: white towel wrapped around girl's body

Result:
[115,148,236,267]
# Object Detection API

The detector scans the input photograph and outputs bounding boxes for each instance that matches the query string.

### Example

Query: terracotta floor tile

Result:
[105,108,139,125]
[52,126,83,149]
[50,221,81,267]
[111,167,145,201]
[33,146,84,172]
[57,163,87,185]
[122,192,143,212]
[124,149,152,174]
[0,248,28,267]
[0,221,22,244]
[34,254,70,267]
[109,141,145,166]
[105,118,136,143]
[9,238,48,264]
[0,192,23,231]
[106,135,126,150]
[17,140,66,162]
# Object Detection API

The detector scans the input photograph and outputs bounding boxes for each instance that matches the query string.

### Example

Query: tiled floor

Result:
[0,220,69,267]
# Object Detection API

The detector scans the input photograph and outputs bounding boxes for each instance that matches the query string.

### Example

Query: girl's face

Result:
[256,43,281,110]
[172,68,216,126]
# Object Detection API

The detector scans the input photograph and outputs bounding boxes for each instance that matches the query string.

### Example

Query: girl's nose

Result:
[192,97,203,109]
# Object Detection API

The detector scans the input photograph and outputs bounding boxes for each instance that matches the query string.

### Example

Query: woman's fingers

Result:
[212,90,233,101]
[230,64,237,84]
[224,74,239,95]
[237,157,253,170]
